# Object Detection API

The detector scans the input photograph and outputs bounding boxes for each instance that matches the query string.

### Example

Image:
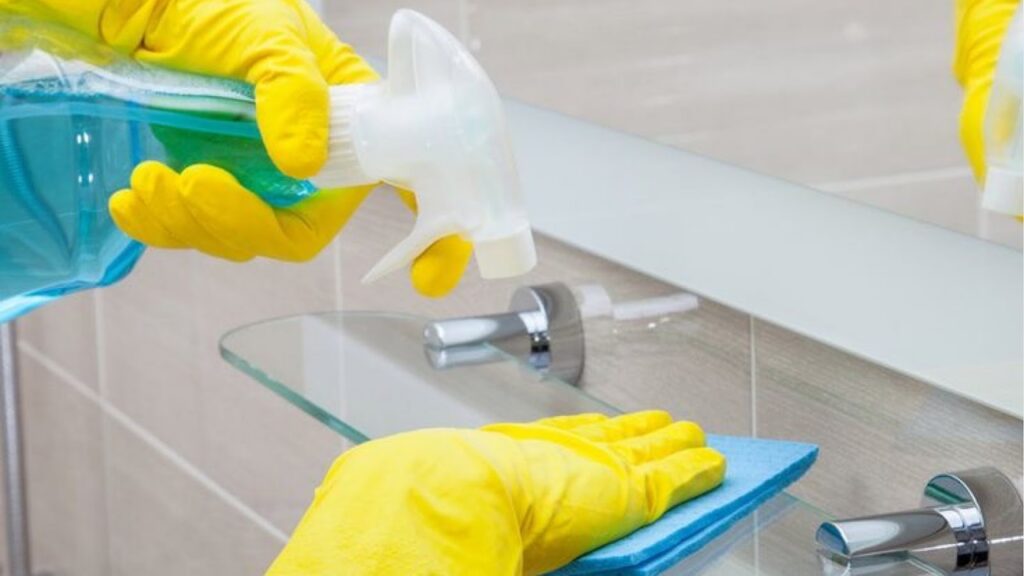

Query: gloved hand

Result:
[953,0,1020,183]
[8,0,473,297]
[267,411,726,575]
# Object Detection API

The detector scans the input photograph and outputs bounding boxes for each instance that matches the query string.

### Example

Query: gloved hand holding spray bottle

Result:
[1,1,535,317]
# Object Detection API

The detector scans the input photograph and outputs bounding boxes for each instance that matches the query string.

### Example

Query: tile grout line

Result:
[812,166,972,193]
[331,240,350,453]
[17,342,289,544]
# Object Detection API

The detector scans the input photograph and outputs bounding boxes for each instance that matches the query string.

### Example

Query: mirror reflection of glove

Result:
[953,0,1019,183]
[267,411,726,575]
[11,0,473,297]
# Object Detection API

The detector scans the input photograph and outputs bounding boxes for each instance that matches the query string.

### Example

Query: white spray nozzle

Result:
[310,10,537,283]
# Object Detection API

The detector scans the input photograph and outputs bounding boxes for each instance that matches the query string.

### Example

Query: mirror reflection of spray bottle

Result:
[981,6,1023,217]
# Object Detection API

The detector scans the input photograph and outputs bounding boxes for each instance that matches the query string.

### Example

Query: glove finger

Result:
[109,189,187,249]
[610,421,706,465]
[125,161,253,261]
[241,27,330,179]
[131,1,329,179]
[389,185,472,297]
[637,447,726,523]
[177,164,374,262]
[531,413,609,430]
[410,234,473,298]
[953,0,1018,183]
[571,410,673,443]
[960,80,989,182]
[253,67,328,180]
[293,0,380,85]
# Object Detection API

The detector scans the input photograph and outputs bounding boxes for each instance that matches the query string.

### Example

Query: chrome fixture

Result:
[423,282,585,384]
[817,467,1023,575]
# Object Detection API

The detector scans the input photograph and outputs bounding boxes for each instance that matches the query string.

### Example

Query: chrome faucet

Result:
[423,282,586,384]
[817,467,1023,575]
[422,282,701,386]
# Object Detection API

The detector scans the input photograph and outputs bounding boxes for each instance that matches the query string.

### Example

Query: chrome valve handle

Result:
[423,282,585,385]
[817,467,1023,575]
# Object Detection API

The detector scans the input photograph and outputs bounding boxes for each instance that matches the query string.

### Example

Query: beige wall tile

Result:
[96,249,206,463]
[193,362,347,532]
[19,352,110,576]
[334,187,669,315]
[97,238,345,533]
[324,0,461,59]
[583,299,752,436]
[754,319,1023,519]
[468,0,964,185]
[0,465,6,574]
[337,187,719,314]
[17,245,339,572]
[190,250,347,532]
[18,291,99,389]
[191,245,340,334]
[103,413,282,576]
[462,0,991,247]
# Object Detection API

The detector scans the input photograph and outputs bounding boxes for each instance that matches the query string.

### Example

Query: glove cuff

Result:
[310,83,383,189]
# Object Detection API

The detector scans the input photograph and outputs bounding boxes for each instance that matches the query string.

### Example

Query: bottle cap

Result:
[474,227,537,279]
[309,83,381,189]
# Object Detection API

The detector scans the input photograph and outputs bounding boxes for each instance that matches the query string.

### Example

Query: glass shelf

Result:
[220,312,618,442]
[219,311,940,576]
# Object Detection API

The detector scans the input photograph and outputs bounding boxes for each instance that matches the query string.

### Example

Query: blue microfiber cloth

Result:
[550,435,818,576]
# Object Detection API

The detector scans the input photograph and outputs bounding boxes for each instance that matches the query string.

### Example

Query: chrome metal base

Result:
[423,282,585,385]
[817,467,1023,575]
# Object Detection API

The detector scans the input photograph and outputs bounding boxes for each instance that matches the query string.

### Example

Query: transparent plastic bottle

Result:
[0,16,310,322]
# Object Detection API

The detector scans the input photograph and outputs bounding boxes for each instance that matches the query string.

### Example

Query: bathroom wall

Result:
[335,0,1022,249]
[12,191,1021,575]
[8,1,1023,574]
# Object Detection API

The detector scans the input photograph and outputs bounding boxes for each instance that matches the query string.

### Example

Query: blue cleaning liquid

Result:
[0,20,316,322]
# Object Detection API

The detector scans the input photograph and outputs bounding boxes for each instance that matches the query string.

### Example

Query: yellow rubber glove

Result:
[953,0,1020,183]
[7,0,473,297]
[267,411,726,576]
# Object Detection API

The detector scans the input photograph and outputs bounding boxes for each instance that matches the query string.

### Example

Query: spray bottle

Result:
[312,10,536,281]
[0,10,535,321]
